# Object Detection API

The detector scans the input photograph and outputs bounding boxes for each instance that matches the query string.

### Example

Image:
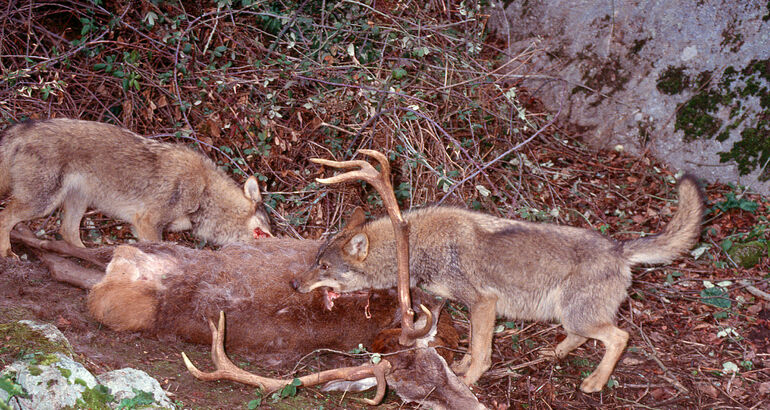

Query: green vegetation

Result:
[658,59,770,180]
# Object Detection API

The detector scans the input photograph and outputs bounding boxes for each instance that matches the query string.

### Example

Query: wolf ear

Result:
[344,233,369,261]
[243,176,263,203]
[342,207,366,232]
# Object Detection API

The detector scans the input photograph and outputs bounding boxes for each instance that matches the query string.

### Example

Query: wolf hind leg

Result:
[460,293,498,386]
[60,192,88,248]
[540,333,588,359]
[578,324,628,393]
[0,198,40,257]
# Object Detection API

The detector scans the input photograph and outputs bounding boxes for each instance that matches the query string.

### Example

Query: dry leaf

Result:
[695,382,719,398]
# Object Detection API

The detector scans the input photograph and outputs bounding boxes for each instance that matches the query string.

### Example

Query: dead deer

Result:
[10,225,483,408]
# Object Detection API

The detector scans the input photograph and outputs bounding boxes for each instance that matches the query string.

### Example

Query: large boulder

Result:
[0,320,173,409]
[489,0,769,194]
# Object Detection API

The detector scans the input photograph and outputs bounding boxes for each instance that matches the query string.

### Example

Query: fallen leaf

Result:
[695,382,719,398]
[759,381,770,396]
[621,357,644,366]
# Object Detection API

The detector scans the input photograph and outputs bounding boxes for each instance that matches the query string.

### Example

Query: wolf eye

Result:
[319,262,329,270]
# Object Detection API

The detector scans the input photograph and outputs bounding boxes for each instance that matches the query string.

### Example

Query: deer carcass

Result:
[10,226,483,408]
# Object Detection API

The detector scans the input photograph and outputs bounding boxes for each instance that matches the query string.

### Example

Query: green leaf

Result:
[0,375,26,398]
[393,67,406,79]
[117,388,154,409]
[739,200,759,212]
[700,286,731,309]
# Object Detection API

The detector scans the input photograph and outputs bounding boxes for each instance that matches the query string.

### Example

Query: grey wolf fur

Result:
[293,175,704,392]
[0,118,271,257]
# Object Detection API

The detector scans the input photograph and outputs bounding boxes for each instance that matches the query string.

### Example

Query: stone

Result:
[488,0,770,194]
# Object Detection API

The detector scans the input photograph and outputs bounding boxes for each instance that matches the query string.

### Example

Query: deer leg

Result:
[60,193,88,248]
[36,252,104,289]
[132,211,162,242]
[578,324,628,393]
[460,293,498,386]
[0,198,38,258]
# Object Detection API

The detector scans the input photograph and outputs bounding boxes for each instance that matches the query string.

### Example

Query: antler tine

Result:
[182,312,392,404]
[357,149,391,181]
[309,157,384,189]
[181,311,287,391]
[403,304,433,339]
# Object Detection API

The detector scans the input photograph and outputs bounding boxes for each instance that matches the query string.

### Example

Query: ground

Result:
[1,163,769,408]
[1,2,769,408]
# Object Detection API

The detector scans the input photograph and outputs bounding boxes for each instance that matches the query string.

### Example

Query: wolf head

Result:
[194,175,273,245]
[292,208,383,294]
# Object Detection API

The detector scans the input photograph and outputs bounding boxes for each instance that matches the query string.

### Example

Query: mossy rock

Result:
[0,321,73,359]
[727,240,769,268]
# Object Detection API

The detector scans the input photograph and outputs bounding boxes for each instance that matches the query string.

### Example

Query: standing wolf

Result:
[292,175,703,393]
[0,118,272,257]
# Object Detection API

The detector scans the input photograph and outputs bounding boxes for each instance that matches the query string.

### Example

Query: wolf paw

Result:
[580,372,606,393]
[451,354,472,375]
[1,248,19,260]
[539,348,559,360]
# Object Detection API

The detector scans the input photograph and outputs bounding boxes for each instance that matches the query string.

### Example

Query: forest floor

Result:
[1,1,769,408]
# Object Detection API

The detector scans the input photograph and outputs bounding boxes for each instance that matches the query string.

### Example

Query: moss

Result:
[0,322,72,367]
[657,66,690,95]
[719,123,770,180]
[670,58,770,178]
[727,241,769,268]
[65,384,114,410]
[720,66,738,88]
[57,367,72,378]
[630,37,649,54]
[675,90,723,141]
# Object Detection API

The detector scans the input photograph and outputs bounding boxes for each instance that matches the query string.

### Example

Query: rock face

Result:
[489,0,770,194]
[0,320,174,409]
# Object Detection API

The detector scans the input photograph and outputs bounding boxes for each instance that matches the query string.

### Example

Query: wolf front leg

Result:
[460,293,498,386]
[131,211,163,242]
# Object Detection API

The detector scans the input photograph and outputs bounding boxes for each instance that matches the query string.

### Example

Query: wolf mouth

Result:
[321,287,370,311]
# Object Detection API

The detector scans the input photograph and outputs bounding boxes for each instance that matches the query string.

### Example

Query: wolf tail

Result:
[622,174,704,265]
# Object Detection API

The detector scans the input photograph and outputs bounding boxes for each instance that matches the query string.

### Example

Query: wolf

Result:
[292,175,703,393]
[0,118,272,257]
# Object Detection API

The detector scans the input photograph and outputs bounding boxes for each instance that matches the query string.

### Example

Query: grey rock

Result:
[17,320,73,355]
[97,368,174,409]
[1,321,174,409]
[2,353,97,410]
[488,0,770,194]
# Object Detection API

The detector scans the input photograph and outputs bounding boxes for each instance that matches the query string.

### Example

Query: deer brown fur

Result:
[11,228,457,363]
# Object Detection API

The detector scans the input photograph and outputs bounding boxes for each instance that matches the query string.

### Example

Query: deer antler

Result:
[182,311,391,405]
[311,149,432,346]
